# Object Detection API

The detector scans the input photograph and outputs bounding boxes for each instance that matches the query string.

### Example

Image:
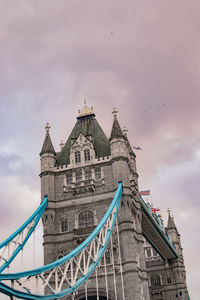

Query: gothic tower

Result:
[40,103,188,300]
[40,103,149,300]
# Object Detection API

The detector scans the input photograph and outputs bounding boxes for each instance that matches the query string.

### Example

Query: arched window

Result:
[84,149,90,161]
[151,275,161,287]
[85,169,92,180]
[75,151,81,163]
[95,167,101,179]
[78,210,94,228]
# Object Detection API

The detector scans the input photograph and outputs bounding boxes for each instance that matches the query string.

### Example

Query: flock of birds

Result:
[132,103,167,151]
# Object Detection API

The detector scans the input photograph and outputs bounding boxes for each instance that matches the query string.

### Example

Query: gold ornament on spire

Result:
[78,99,94,117]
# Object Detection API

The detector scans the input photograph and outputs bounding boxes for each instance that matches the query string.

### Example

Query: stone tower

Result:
[40,103,149,299]
[144,212,188,300]
[40,103,188,300]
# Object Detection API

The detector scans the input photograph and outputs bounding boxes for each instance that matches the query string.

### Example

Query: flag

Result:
[139,190,150,196]
[152,208,160,214]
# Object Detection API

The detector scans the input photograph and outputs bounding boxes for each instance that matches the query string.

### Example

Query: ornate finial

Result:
[123,126,128,137]
[167,208,171,216]
[112,107,118,119]
[45,122,50,134]
[78,100,94,117]
[59,140,64,150]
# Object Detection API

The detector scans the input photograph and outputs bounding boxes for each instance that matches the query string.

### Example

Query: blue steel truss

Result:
[0,196,48,273]
[0,182,123,299]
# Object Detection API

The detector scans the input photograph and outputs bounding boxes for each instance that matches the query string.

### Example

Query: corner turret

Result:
[109,108,127,158]
[40,123,56,201]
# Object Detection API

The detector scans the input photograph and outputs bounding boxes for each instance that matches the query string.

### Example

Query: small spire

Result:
[45,122,50,134]
[59,140,65,150]
[167,208,171,216]
[109,109,125,141]
[112,107,118,119]
[123,126,128,137]
[40,122,56,156]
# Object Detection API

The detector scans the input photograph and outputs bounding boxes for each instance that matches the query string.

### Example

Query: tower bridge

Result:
[0,103,188,299]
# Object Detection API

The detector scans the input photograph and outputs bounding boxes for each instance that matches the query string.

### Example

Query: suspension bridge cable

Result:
[116,217,125,300]
[95,268,99,300]
[111,234,117,300]
[103,253,109,300]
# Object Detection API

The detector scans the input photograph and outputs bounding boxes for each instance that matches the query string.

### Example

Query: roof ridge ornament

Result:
[78,99,94,118]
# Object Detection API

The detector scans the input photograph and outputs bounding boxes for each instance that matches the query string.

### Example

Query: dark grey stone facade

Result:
[40,104,188,299]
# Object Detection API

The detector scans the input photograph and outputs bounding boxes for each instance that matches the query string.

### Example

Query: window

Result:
[95,167,101,179]
[76,171,82,182]
[153,249,158,256]
[167,277,172,284]
[61,219,69,232]
[85,169,92,180]
[84,149,90,161]
[66,173,72,184]
[75,151,81,163]
[146,248,152,257]
[151,275,161,287]
[78,210,94,228]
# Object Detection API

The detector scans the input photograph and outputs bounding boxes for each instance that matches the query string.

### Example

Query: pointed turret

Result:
[167,213,177,231]
[40,123,56,202]
[40,123,56,156]
[167,209,178,232]
[109,108,125,141]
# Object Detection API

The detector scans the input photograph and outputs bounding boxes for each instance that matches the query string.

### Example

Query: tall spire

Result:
[109,107,125,141]
[40,122,56,156]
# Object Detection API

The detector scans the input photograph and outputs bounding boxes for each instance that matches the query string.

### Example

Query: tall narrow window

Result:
[78,210,94,228]
[75,151,81,163]
[84,149,90,161]
[146,248,152,257]
[85,169,92,180]
[95,167,101,179]
[151,275,161,287]
[76,171,82,182]
[167,277,172,284]
[61,219,69,233]
[66,173,72,184]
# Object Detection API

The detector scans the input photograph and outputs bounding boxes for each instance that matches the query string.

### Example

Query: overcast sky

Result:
[0,1,200,298]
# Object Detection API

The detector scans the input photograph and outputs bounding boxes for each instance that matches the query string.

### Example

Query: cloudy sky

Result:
[0,0,199,298]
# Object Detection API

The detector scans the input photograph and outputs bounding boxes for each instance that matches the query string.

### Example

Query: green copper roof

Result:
[56,115,111,166]
[40,133,56,156]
